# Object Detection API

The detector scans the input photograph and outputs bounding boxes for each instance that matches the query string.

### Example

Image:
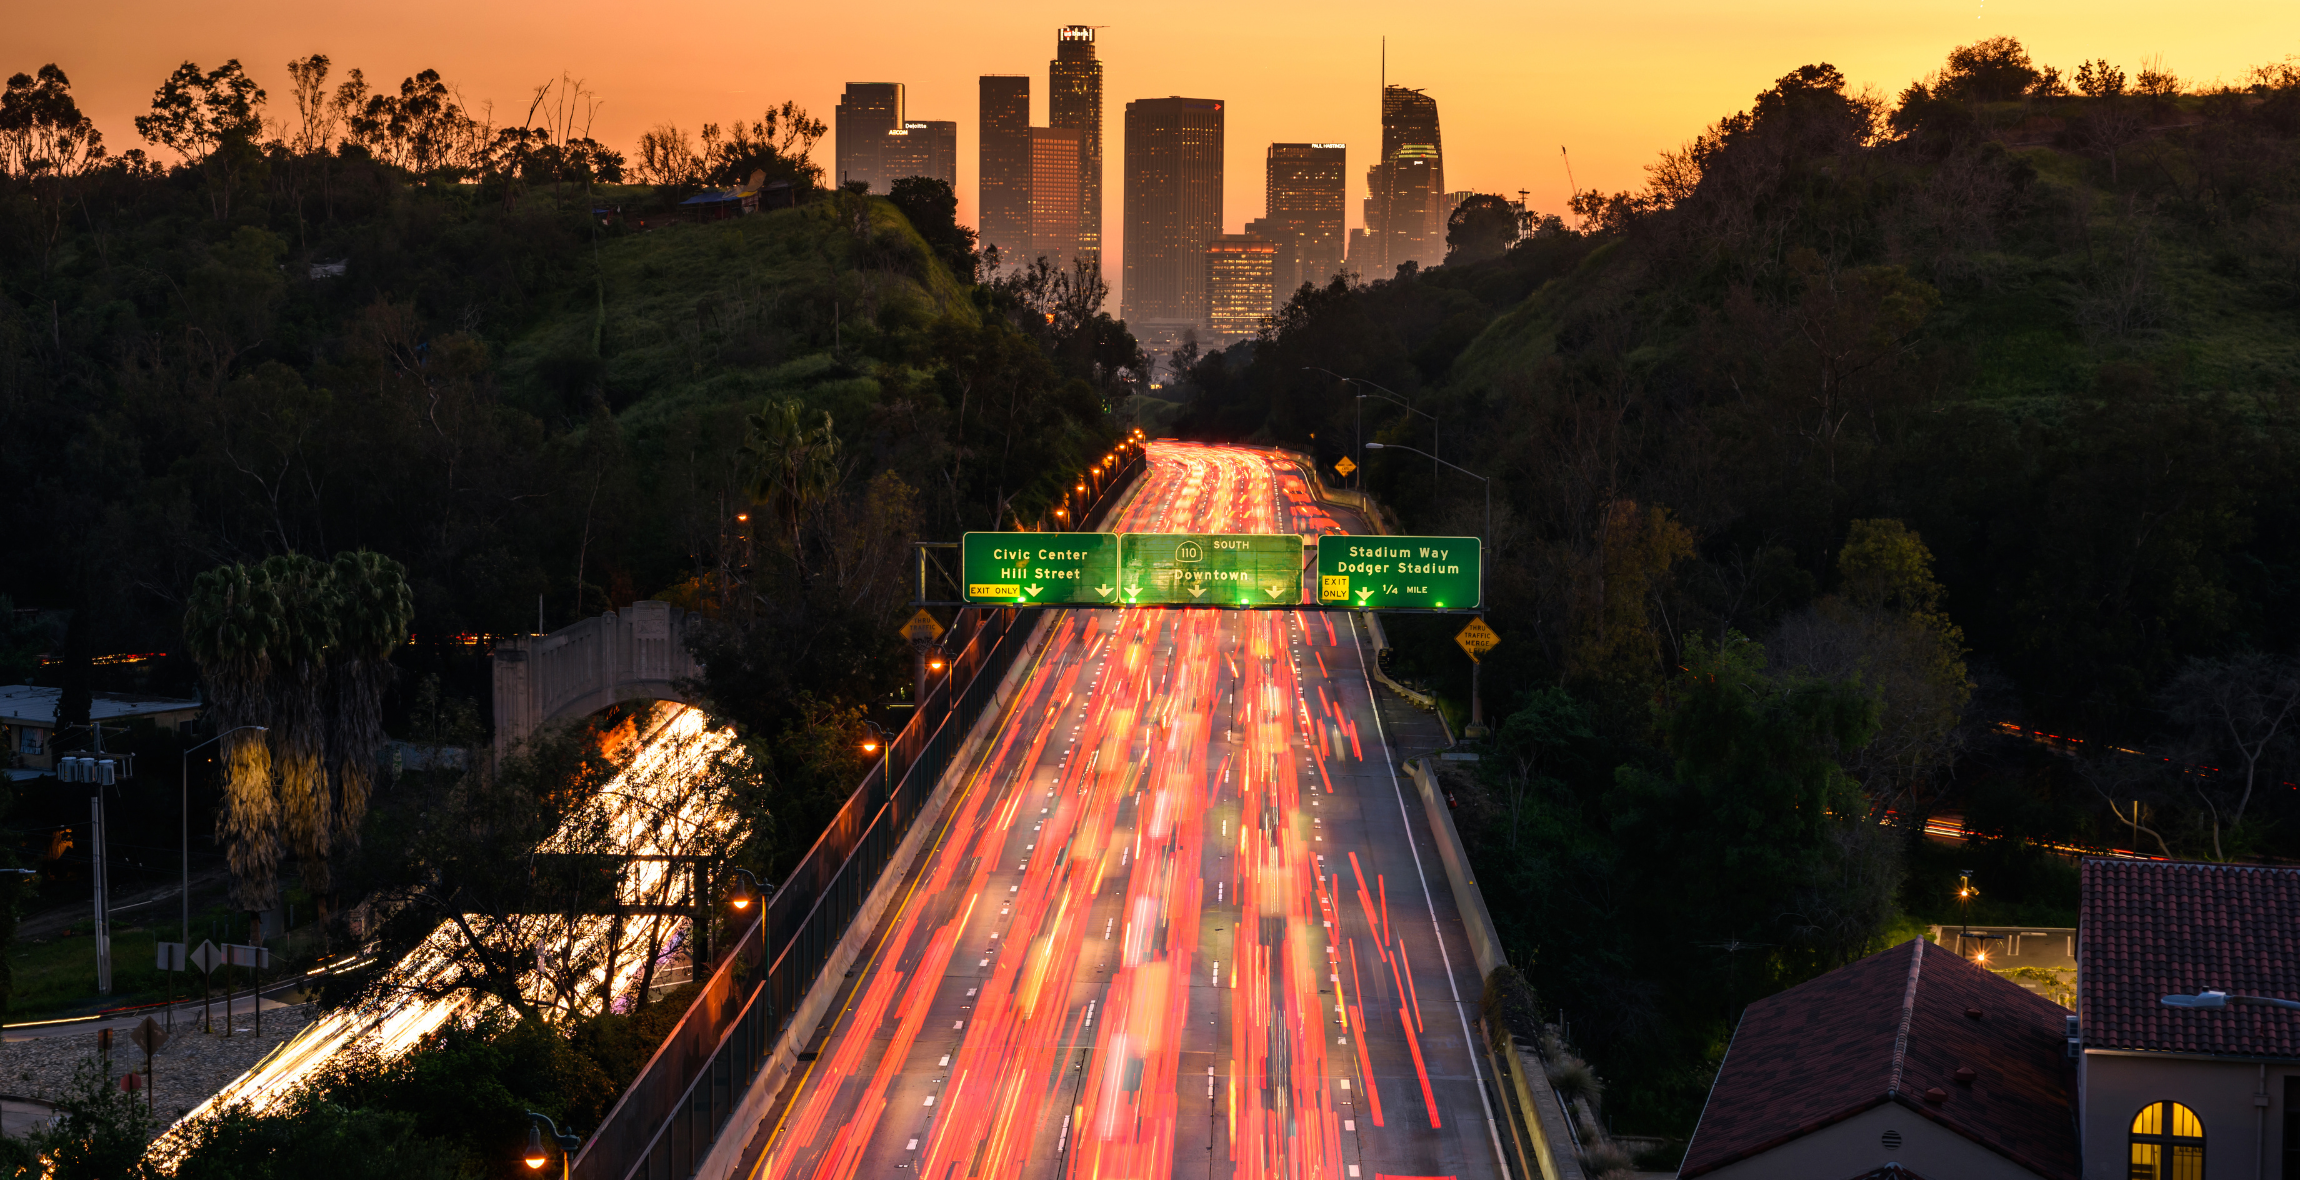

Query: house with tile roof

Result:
[1680,937,2080,1180]
[2076,857,2300,1180]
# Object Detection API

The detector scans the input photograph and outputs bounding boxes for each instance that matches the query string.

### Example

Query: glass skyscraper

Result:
[1363,85,1444,275]
[978,75,1032,265]
[1266,143,1347,301]
[1050,27,1104,270]
[1122,96,1224,336]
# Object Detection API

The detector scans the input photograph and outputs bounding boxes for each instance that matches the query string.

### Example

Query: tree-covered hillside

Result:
[1170,41,2300,1148]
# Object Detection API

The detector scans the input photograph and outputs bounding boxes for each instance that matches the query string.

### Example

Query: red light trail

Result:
[752,443,1503,1180]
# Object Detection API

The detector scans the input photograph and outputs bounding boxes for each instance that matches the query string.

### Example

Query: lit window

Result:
[2130,1101,2204,1180]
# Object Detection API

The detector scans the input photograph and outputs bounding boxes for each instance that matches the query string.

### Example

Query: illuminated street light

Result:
[724,866,768,912]
[523,1112,581,1177]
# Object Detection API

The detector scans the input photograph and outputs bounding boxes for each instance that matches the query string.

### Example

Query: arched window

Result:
[2130,1101,2204,1180]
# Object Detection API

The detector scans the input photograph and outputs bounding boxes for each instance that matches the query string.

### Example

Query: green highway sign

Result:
[1120,533,1304,606]
[1316,535,1482,610]
[960,532,1121,605]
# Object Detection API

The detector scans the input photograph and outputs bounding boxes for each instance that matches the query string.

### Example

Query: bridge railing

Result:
[571,447,1145,1180]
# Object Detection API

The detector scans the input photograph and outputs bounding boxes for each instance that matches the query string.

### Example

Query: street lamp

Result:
[1361,442,1490,549]
[860,720,893,790]
[1304,368,1437,490]
[182,726,268,952]
[723,866,769,913]
[2162,991,2300,1010]
[523,1111,582,1177]
[1362,441,1496,736]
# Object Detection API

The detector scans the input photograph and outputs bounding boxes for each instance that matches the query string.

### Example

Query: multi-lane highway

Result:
[745,443,1507,1180]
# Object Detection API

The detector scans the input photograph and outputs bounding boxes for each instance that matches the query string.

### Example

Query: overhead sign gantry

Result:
[956,531,1482,612]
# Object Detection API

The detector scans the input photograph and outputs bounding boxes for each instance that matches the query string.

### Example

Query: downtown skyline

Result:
[17,0,2295,302]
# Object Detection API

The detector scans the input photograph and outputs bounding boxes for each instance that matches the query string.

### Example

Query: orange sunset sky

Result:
[17,0,2296,284]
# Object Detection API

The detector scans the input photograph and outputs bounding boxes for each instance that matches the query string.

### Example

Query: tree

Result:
[2159,652,2300,861]
[284,54,337,155]
[324,552,415,864]
[633,123,705,187]
[134,59,264,164]
[1565,500,1696,689]
[1445,194,1520,265]
[183,563,285,912]
[743,399,842,567]
[1768,520,1971,824]
[702,101,826,189]
[1,65,107,268]
[889,176,979,282]
[2075,59,2127,99]
[1609,633,1882,966]
[263,554,339,899]
[1939,36,2042,103]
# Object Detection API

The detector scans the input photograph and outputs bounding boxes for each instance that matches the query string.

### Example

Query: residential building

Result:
[2074,858,2300,1180]
[1364,85,1443,275]
[1028,126,1085,270]
[835,82,905,191]
[1267,142,1347,300]
[1050,26,1104,269]
[979,75,1032,264]
[1205,234,1276,343]
[1,685,203,777]
[883,120,957,188]
[1122,96,1224,337]
[1681,938,2079,1180]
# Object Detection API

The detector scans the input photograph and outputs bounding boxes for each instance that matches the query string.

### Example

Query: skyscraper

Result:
[1029,126,1085,270]
[1122,96,1224,339]
[835,83,905,191]
[883,120,958,188]
[979,75,1032,265]
[1050,26,1105,269]
[1266,143,1347,300]
[1365,85,1443,274]
[1205,234,1277,343]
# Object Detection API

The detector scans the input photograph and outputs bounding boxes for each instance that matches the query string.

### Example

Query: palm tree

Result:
[325,551,414,857]
[260,554,339,897]
[742,398,841,567]
[182,563,284,911]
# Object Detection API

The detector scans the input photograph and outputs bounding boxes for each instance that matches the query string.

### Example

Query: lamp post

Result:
[181,727,267,953]
[522,1111,582,1179]
[1362,441,1495,735]
[1304,368,1436,490]
[722,866,770,915]
[860,720,893,797]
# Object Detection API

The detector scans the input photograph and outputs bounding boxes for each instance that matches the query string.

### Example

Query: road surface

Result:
[746,442,1507,1180]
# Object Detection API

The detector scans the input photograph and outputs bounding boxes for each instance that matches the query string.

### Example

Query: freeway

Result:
[745,442,1507,1180]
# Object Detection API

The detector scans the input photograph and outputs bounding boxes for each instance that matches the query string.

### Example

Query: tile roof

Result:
[2080,857,2300,1055]
[1680,938,2077,1180]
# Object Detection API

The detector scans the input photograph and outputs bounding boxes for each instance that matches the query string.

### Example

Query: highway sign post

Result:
[1455,617,1499,737]
[1316,536,1481,610]
[960,532,1121,606]
[1119,534,1304,606]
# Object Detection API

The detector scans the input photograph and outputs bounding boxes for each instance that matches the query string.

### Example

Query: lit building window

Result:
[2130,1101,2204,1180]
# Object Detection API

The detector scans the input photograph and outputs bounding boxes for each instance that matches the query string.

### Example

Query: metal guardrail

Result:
[572,448,1146,1180]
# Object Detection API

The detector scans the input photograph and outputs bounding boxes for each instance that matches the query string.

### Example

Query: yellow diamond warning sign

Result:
[1454,617,1500,662]
[901,609,945,642]
[1334,456,1357,478]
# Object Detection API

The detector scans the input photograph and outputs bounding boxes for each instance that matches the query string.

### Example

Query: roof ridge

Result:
[1887,937,1923,1096]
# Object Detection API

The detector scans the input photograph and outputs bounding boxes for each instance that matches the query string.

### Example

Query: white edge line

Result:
[1345,607,1513,1180]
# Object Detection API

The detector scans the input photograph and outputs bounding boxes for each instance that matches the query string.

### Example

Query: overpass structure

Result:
[492,599,702,753]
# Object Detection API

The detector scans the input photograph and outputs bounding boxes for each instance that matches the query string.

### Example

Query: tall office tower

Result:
[1266,143,1347,299]
[1122,96,1224,342]
[883,120,959,188]
[1364,85,1444,273]
[1205,234,1277,343]
[979,76,1032,265]
[1050,26,1105,269]
[1028,126,1085,269]
[835,83,905,191]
